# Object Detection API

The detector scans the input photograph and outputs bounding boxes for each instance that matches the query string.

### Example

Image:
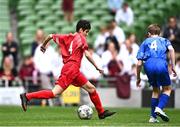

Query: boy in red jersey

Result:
[20,20,115,119]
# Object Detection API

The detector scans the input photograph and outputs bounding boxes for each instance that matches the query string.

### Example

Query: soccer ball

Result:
[77,105,93,119]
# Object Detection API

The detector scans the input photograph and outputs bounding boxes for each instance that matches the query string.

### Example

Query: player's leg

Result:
[73,73,115,119]
[20,85,64,112]
[157,86,171,109]
[149,87,160,123]
[155,85,171,122]
[82,81,116,119]
[82,81,104,114]
[154,64,171,122]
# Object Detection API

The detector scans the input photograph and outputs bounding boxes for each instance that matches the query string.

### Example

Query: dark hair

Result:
[123,2,128,7]
[76,19,91,32]
[23,55,32,60]
[147,24,161,35]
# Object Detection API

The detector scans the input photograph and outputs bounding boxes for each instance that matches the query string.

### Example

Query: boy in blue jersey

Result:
[136,24,177,123]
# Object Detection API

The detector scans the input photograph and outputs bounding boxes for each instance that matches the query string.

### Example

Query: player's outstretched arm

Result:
[40,34,53,53]
[136,60,143,87]
[168,45,177,77]
[84,50,104,74]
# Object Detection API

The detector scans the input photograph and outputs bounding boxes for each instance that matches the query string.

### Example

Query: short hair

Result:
[76,19,91,32]
[123,2,129,7]
[147,24,161,35]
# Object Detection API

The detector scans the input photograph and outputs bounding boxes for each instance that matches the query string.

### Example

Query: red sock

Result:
[26,90,55,101]
[89,90,104,115]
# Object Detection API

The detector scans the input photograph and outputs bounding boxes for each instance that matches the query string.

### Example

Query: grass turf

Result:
[0,106,180,126]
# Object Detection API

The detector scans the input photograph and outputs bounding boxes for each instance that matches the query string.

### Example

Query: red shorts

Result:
[55,63,88,90]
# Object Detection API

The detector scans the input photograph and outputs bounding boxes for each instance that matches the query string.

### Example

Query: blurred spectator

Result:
[19,55,38,87]
[110,20,125,45]
[62,0,74,23]
[31,29,45,56]
[81,44,102,82]
[33,44,58,106]
[105,25,120,53]
[163,17,180,58]
[0,56,17,87]
[102,41,123,75]
[107,0,124,16]
[51,46,64,80]
[117,33,139,72]
[33,44,57,89]
[1,32,18,67]
[115,3,134,26]
[94,26,109,56]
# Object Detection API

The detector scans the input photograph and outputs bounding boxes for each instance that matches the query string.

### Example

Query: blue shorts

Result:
[144,58,171,87]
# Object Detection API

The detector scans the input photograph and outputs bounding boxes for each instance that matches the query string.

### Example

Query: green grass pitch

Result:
[0,106,180,126]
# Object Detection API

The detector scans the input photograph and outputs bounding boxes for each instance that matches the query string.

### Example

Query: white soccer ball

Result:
[77,105,93,119]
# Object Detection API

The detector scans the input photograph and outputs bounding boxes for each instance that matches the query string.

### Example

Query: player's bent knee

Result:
[83,82,96,94]
[152,91,159,98]
[88,86,96,94]
[52,85,64,96]
[162,86,171,95]
[86,85,96,94]
[152,87,159,98]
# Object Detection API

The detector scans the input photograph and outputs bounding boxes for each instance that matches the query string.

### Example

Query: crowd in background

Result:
[0,0,180,92]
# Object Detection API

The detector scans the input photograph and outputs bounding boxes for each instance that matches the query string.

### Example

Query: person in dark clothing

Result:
[163,17,180,58]
[19,55,38,88]
[104,25,120,52]
[2,32,18,67]
[31,29,45,56]
[62,0,74,23]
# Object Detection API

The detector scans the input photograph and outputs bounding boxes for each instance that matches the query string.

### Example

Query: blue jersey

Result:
[136,36,172,87]
[136,36,171,61]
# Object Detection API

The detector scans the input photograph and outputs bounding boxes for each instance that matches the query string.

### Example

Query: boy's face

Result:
[80,29,90,37]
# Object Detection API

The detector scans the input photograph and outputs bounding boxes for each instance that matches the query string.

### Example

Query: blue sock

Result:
[158,93,170,110]
[151,98,159,118]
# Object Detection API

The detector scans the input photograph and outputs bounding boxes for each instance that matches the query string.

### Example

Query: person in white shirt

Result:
[110,20,126,45]
[115,3,134,26]
[51,47,64,80]
[33,44,59,106]
[94,26,109,56]
[81,44,102,81]
[117,33,139,73]
[101,41,122,75]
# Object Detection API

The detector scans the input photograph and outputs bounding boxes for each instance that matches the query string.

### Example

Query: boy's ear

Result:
[147,32,151,37]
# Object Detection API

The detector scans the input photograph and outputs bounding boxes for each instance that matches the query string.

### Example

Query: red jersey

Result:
[52,33,88,67]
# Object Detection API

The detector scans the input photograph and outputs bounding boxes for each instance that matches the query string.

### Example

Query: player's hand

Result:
[96,67,104,74]
[136,78,141,87]
[40,45,46,53]
[172,68,177,77]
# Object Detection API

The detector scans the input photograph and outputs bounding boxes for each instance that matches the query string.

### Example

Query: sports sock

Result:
[157,93,170,110]
[26,90,55,101]
[151,98,159,118]
[89,90,104,115]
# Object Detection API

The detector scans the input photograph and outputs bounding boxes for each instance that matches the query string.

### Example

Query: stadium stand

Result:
[0,0,11,64]
[16,0,180,56]
[124,0,180,40]
[17,0,113,56]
